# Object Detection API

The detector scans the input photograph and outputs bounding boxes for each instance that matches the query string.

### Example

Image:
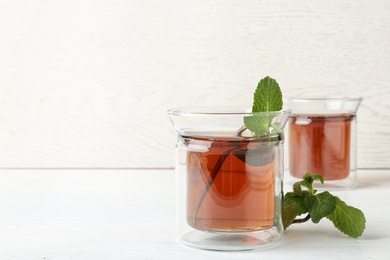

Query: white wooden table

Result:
[0,169,388,259]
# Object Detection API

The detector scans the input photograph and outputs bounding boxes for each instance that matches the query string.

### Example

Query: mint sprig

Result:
[283,173,366,238]
[243,76,283,136]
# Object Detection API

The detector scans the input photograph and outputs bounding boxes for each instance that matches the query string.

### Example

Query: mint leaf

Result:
[292,182,303,194]
[231,144,275,166]
[299,172,324,195]
[303,172,324,185]
[326,196,366,238]
[252,76,283,112]
[282,192,307,229]
[243,114,272,136]
[244,76,283,136]
[304,191,336,223]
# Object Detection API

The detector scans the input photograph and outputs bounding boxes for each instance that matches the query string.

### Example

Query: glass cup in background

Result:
[168,107,290,251]
[284,97,362,190]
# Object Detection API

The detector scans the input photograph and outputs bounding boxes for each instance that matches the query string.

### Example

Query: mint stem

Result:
[234,125,247,136]
[293,214,311,224]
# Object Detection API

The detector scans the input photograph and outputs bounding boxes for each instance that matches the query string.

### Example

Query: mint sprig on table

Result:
[246,76,366,239]
[284,173,366,238]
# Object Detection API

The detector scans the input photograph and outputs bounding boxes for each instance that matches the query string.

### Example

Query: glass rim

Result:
[284,96,363,102]
[167,106,291,116]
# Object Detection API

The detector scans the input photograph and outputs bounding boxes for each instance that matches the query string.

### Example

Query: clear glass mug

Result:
[284,97,362,190]
[168,107,290,251]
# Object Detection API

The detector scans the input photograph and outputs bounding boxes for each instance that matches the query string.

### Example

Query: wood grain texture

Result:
[0,0,389,168]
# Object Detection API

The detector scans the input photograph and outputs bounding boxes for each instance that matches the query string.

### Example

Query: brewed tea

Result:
[289,115,353,180]
[184,133,280,232]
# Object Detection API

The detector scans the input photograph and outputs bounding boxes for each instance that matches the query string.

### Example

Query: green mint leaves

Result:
[244,76,283,136]
[283,173,366,239]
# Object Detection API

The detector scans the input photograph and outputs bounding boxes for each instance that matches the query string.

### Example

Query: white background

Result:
[0,0,389,169]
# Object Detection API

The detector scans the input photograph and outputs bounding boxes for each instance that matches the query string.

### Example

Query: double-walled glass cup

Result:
[168,107,290,251]
[284,97,362,190]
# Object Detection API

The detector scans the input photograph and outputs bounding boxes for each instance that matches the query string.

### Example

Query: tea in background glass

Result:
[285,97,362,190]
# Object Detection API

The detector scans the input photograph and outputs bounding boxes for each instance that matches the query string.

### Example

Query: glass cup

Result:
[284,97,362,190]
[168,107,290,251]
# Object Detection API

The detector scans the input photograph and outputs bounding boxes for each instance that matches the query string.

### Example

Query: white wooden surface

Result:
[0,169,388,259]
[0,1,389,168]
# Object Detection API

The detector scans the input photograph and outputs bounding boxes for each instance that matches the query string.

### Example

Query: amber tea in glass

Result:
[285,97,362,190]
[168,107,290,251]
[185,134,278,232]
[289,115,353,180]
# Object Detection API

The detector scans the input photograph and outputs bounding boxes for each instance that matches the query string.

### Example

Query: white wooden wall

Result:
[0,0,389,169]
